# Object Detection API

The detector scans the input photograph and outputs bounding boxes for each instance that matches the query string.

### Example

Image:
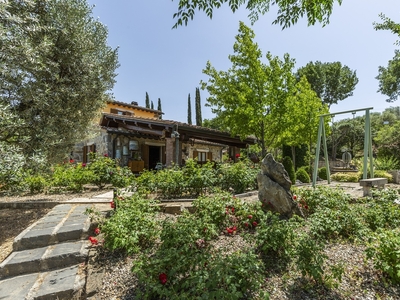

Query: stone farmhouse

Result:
[71,100,255,173]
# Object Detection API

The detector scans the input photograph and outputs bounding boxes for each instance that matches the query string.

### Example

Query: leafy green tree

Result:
[375,15,400,102]
[296,61,359,108]
[145,92,150,108]
[202,22,321,157]
[202,115,228,131]
[157,98,162,119]
[0,0,119,163]
[376,51,400,103]
[195,87,202,126]
[281,77,329,168]
[172,0,342,29]
[151,100,154,110]
[187,93,192,124]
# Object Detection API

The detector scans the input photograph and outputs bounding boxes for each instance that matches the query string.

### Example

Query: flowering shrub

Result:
[182,159,217,196]
[87,152,119,189]
[50,162,93,192]
[366,228,400,284]
[255,211,302,262]
[101,193,160,254]
[134,206,267,299]
[217,160,258,194]
[134,160,259,198]
[94,184,400,295]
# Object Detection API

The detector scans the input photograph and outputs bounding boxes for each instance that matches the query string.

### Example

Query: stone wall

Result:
[183,142,224,162]
[71,129,109,162]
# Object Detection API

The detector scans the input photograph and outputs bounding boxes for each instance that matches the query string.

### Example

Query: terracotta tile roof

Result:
[100,113,256,146]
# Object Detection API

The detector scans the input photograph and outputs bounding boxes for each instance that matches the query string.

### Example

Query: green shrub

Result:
[318,167,328,180]
[296,168,310,183]
[183,159,217,196]
[50,162,92,192]
[295,234,327,284]
[374,156,400,171]
[363,189,400,231]
[331,172,359,182]
[24,175,48,194]
[366,229,400,284]
[255,211,301,261]
[110,166,134,188]
[370,170,393,183]
[155,168,186,199]
[217,160,258,194]
[87,152,117,189]
[134,206,267,299]
[282,156,296,184]
[101,193,160,254]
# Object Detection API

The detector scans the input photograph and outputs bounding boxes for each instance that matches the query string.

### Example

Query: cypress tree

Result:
[145,92,150,108]
[187,93,192,125]
[282,156,296,184]
[151,100,154,110]
[157,98,162,119]
[195,87,202,126]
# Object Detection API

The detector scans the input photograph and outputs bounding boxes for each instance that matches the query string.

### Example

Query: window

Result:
[193,150,212,164]
[198,152,207,162]
[110,108,133,116]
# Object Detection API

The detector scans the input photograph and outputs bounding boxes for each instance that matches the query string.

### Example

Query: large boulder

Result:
[257,154,303,218]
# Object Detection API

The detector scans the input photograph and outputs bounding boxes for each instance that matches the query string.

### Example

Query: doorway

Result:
[149,146,161,170]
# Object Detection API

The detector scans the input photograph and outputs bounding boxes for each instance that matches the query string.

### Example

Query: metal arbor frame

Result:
[312,107,374,187]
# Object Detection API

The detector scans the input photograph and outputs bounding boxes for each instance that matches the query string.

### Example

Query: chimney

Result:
[131,101,138,106]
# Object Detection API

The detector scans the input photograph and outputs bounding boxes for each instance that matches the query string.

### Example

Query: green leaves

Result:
[172,0,342,29]
[1,0,119,163]
[376,50,400,103]
[296,61,359,108]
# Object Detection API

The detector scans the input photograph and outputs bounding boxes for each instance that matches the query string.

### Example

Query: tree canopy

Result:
[375,15,400,102]
[296,61,359,108]
[201,22,328,156]
[172,0,342,29]
[0,0,119,163]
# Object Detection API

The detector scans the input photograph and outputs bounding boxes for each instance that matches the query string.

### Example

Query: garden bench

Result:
[359,178,388,197]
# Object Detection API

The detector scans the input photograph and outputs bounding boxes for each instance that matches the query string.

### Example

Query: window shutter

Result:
[83,146,87,163]
[193,151,198,161]
[207,152,212,161]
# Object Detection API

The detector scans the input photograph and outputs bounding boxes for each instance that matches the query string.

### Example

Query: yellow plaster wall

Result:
[105,102,158,119]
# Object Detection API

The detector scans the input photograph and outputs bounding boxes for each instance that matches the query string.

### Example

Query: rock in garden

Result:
[257,154,303,218]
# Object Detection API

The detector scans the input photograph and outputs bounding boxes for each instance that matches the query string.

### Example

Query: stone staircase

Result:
[0,204,94,299]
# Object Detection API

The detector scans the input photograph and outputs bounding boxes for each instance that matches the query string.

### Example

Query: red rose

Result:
[69,159,74,163]
[235,153,240,158]
[159,273,167,285]
[232,226,237,231]
[110,201,115,209]
[293,195,297,200]
[81,163,86,167]
[244,222,249,227]
[304,205,309,210]
[94,228,100,235]
[248,215,253,219]
[104,153,108,157]
[89,236,98,245]
[231,207,235,213]
[252,221,258,227]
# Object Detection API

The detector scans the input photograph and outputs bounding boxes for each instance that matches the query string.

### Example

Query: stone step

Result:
[13,204,92,251]
[0,264,84,300]
[0,240,88,279]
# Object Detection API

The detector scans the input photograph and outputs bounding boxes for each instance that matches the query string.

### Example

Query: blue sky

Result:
[88,0,400,123]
